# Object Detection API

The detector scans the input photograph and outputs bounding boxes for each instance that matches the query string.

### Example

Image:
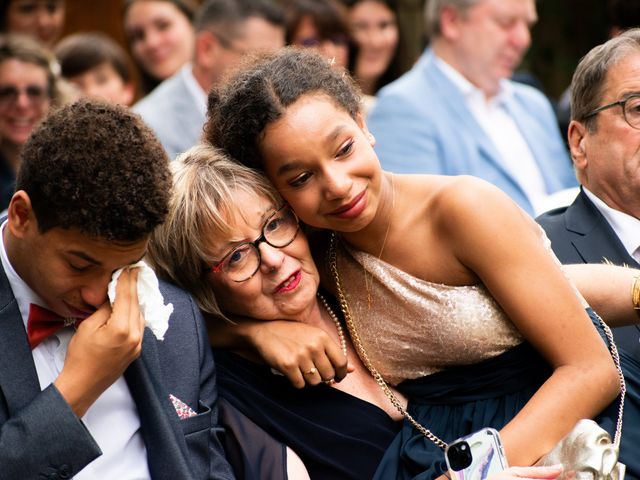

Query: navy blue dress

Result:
[372,310,640,480]
[215,349,402,479]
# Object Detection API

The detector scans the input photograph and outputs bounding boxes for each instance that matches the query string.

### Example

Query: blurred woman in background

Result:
[0,34,64,210]
[0,0,66,48]
[123,0,196,95]
[341,0,402,96]
[283,0,350,69]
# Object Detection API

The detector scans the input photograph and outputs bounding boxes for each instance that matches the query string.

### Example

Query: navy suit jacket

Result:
[0,262,234,479]
[537,189,640,360]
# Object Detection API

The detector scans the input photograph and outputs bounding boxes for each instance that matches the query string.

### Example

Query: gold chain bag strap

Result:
[329,233,628,476]
[328,232,448,450]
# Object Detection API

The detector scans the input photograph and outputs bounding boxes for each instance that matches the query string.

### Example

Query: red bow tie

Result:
[27,304,81,350]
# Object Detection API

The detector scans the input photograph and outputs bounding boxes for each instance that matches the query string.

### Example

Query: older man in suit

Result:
[134,0,285,160]
[0,100,233,479]
[367,0,575,216]
[538,29,640,361]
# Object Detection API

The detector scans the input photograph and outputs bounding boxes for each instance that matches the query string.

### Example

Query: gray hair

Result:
[424,0,479,39]
[146,143,281,320]
[571,27,640,132]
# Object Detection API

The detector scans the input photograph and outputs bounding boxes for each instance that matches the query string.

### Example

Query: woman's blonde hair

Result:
[147,143,281,319]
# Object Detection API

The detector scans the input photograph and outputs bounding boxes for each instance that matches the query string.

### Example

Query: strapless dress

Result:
[332,239,640,480]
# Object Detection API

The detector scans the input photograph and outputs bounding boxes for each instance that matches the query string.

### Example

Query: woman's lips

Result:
[274,270,301,294]
[328,190,366,219]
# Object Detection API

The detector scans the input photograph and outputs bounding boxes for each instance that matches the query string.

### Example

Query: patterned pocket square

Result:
[169,394,197,419]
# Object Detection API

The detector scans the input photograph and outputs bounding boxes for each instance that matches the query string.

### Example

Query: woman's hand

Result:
[489,465,563,479]
[207,315,351,388]
[436,465,563,480]
[249,320,351,388]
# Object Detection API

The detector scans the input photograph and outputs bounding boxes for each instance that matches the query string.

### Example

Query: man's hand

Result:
[54,268,145,417]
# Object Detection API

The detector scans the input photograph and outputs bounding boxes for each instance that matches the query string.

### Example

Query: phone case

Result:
[445,428,508,480]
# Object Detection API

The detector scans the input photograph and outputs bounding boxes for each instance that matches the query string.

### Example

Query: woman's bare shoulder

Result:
[396,174,508,219]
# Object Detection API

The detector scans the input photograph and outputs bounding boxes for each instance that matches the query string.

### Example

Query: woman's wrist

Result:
[631,275,640,318]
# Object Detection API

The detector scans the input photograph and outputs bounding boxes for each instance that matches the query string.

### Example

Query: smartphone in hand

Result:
[445,428,508,479]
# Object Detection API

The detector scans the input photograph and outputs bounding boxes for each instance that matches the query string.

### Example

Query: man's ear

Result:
[356,112,376,147]
[439,5,464,40]
[568,120,588,171]
[195,30,221,71]
[7,191,36,239]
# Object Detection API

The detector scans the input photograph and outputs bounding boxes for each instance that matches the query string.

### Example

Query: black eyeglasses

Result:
[208,204,299,282]
[299,34,349,48]
[0,84,50,108]
[584,93,640,129]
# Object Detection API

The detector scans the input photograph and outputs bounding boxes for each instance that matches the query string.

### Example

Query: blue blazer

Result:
[537,189,640,361]
[134,67,206,161]
[367,49,576,216]
[0,263,234,479]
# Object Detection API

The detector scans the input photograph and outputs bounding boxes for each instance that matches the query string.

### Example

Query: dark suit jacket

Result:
[537,189,640,360]
[0,263,234,479]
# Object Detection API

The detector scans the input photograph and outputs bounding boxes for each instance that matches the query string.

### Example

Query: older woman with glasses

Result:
[0,34,64,211]
[147,143,565,480]
[202,48,640,479]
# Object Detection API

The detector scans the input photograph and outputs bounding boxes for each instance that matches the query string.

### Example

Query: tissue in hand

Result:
[107,260,173,340]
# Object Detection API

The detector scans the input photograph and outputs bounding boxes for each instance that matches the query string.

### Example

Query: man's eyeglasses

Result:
[213,32,247,56]
[208,204,300,282]
[0,84,50,108]
[584,93,640,129]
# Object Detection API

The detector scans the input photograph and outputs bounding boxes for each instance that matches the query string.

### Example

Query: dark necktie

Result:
[27,304,80,350]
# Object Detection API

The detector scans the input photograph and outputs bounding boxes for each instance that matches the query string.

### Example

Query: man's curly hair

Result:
[204,47,361,171]
[17,99,171,242]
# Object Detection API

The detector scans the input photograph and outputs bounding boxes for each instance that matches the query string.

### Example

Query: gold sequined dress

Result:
[336,243,523,386]
[333,241,640,480]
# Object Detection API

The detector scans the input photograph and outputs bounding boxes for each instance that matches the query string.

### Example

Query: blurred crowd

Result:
[0,0,414,211]
[2,0,639,214]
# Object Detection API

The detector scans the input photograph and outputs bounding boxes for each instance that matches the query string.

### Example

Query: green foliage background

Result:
[525,0,612,100]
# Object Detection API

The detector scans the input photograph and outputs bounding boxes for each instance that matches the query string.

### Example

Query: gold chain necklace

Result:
[366,173,394,308]
[329,232,448,450]
[317,292,347,357]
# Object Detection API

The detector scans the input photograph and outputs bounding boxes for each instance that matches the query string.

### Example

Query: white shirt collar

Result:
[583,187,640,259]
[433,55,513,106]
[0,220,47,327]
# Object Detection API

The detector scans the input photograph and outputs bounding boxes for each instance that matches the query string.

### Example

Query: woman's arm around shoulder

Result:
[206,314,349,388]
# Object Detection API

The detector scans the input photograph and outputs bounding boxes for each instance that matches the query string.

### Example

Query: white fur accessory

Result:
[107,260,173,340]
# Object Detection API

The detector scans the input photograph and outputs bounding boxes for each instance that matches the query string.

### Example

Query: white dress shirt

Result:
[583,188,640,263]
[0,221,150,479]
[183,63,207,119]
[434,57,548,213]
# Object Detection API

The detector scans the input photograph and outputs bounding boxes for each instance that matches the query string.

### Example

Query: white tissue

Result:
[107,260,173,340]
